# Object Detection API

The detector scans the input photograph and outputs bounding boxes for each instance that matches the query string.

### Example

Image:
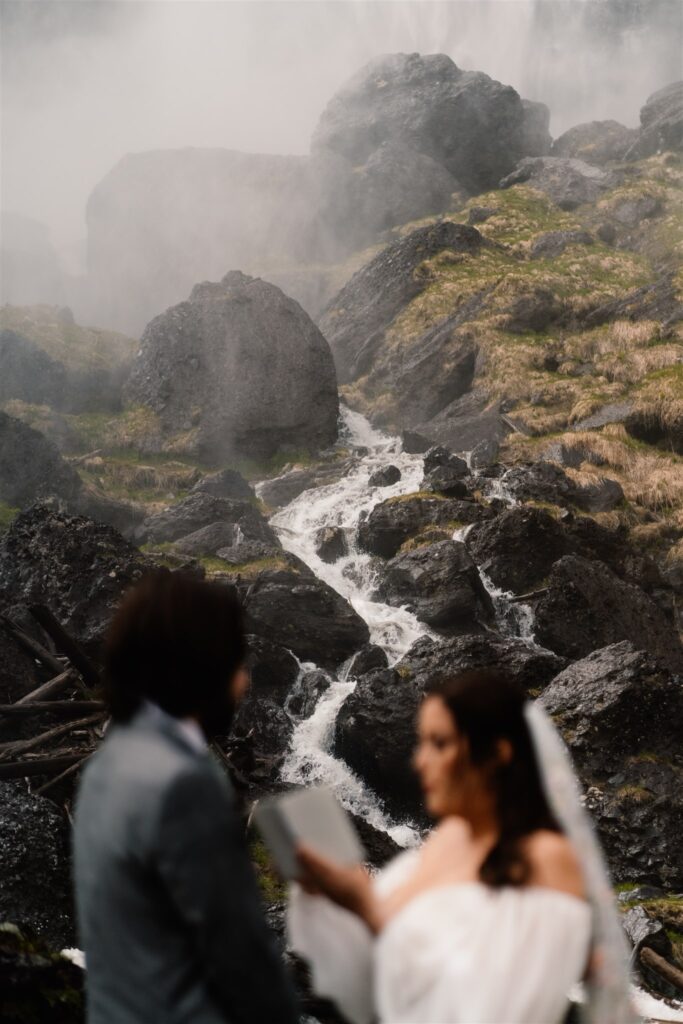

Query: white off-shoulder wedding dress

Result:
[287,847,592,1024]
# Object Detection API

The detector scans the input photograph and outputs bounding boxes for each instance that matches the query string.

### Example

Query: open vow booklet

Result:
[253,786,365,880]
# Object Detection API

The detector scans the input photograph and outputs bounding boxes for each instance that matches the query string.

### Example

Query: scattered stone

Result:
[358,494,492,559]
[287,669,332,719]
[423,446,468,477]
[467,206,496,225]
[499,156,614,210]
[368,465,401,488]
[314,526,349,564]
[347,644,389,678]
[468,438,499,470]
[529,230,594,259]
[190,469,255,501]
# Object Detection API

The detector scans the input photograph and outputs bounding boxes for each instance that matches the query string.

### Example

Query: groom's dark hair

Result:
[104,568,246,730]
[426,668,561,888]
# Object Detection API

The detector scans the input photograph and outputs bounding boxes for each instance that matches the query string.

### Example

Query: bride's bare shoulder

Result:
[523,830,586,899]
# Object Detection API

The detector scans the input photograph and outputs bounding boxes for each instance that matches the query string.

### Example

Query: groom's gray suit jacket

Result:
[73,705,298,1024]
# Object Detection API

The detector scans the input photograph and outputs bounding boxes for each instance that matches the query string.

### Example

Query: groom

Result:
[73,569,298,1024]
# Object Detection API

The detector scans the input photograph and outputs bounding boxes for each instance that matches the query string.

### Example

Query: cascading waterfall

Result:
[260,407,540,845]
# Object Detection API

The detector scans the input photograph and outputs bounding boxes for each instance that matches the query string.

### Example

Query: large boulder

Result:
[0,782,75,948]
[540,642,683,887]
[497,461,624,513]
[358,493,492,559]
[374,539,495,634]
[190,469,255,502]
[499,156,615,210]
[633,81,683,157]
[135,492,277,547]
[312,52,550,195]
[334,633,564,819]
[0,412,82,508]
[535,555,683,673]
[550,120,638,165]
[242,566,369,670]
[125,271,339,463]
[319,221,484,384]
[0,505,150,653]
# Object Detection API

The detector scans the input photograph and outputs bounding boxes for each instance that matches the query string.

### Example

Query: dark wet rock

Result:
[575,476,625,513]
[422,466,469,498]
[0,621,38,704]
[499,461,623,512]
[529,230,594,259]
[347,644,389,678]
[368,465,401,488]
[232,698,293,781]
[287,669,332,719]
[0,505,150,653]
[535,559,683,672]
[258,459,355,509]
[314,526,349,564]
[242,567,369,670]
[0,782,75,948]
[0,412,82,508]
[467,205,496,225]
[503,287,566,333]
[550,120,638,165]
[632,80,683,158]
[499,156,614,210]
[596,222,617,245]
[245,634,300,706]
[125,271,339,462]
[0,922,85,1024]
[418,389,511,453]
[312,52,550,195]
[215,540,278,566]
[358,494,492,559]
[375,540,495,634]
[136,492,277,547]
[423,445,468,476]
[467,506,569,595]
[319,221,484,383]
[335,633,564,818]
[190,469,255,501]
[349,814,401,869]
[469,438,499,469]
[540,642,683,888]
[401,430,432,454]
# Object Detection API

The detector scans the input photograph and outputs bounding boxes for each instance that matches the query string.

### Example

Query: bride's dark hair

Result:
[425,668,561,887]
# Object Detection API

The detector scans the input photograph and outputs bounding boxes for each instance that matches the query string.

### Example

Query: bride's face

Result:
[413,695,469,819]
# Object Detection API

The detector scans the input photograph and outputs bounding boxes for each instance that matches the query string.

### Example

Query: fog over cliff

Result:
[2,1,681,272]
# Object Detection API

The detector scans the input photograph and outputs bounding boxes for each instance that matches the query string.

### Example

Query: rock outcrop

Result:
[499,156,615,209]
[540,642,683,887]
[125,271,339,462]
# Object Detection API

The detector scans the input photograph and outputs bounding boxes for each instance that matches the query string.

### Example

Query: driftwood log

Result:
[640,947,683,995]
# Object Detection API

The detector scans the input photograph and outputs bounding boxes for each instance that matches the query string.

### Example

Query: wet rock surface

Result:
[136,492,277,547]
[0,505,150,652]
[499,156,615,209]
[540,642,683,887]
[242,566,369,670]
[190,469,255,502]
[535,556,683,672]
[550,119,638,165]
[375,539,495,634]
[0,412,82,508]
[314,526,349,564]
[0,782,75,949]
[358,494,492,559]
[125,271,339,462]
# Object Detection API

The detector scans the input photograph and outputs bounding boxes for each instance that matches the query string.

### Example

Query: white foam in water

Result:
[633,987,683,1023]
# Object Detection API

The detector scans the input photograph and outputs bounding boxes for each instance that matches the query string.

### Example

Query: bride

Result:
[287,668,638,1024]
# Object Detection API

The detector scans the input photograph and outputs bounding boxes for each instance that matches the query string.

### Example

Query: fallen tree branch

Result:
[0,713,103,761]
[0,700,105,717]
[510,587,549,603]
[1,614,64,676]
[34,754,91,796]
[15,670,77,705]
[0,753,86,779]
[29,605,101,688]
[640,947,683,995]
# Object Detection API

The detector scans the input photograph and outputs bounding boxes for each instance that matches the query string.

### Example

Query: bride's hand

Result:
[296,845,383,933]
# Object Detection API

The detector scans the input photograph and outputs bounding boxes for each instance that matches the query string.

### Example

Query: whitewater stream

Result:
[259,406,683,1024]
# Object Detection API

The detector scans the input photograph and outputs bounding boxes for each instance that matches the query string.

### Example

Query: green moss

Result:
[0,502,19,534]
[250,838,287,905]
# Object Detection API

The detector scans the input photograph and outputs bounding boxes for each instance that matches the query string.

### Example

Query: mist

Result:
[2,0,682,326]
